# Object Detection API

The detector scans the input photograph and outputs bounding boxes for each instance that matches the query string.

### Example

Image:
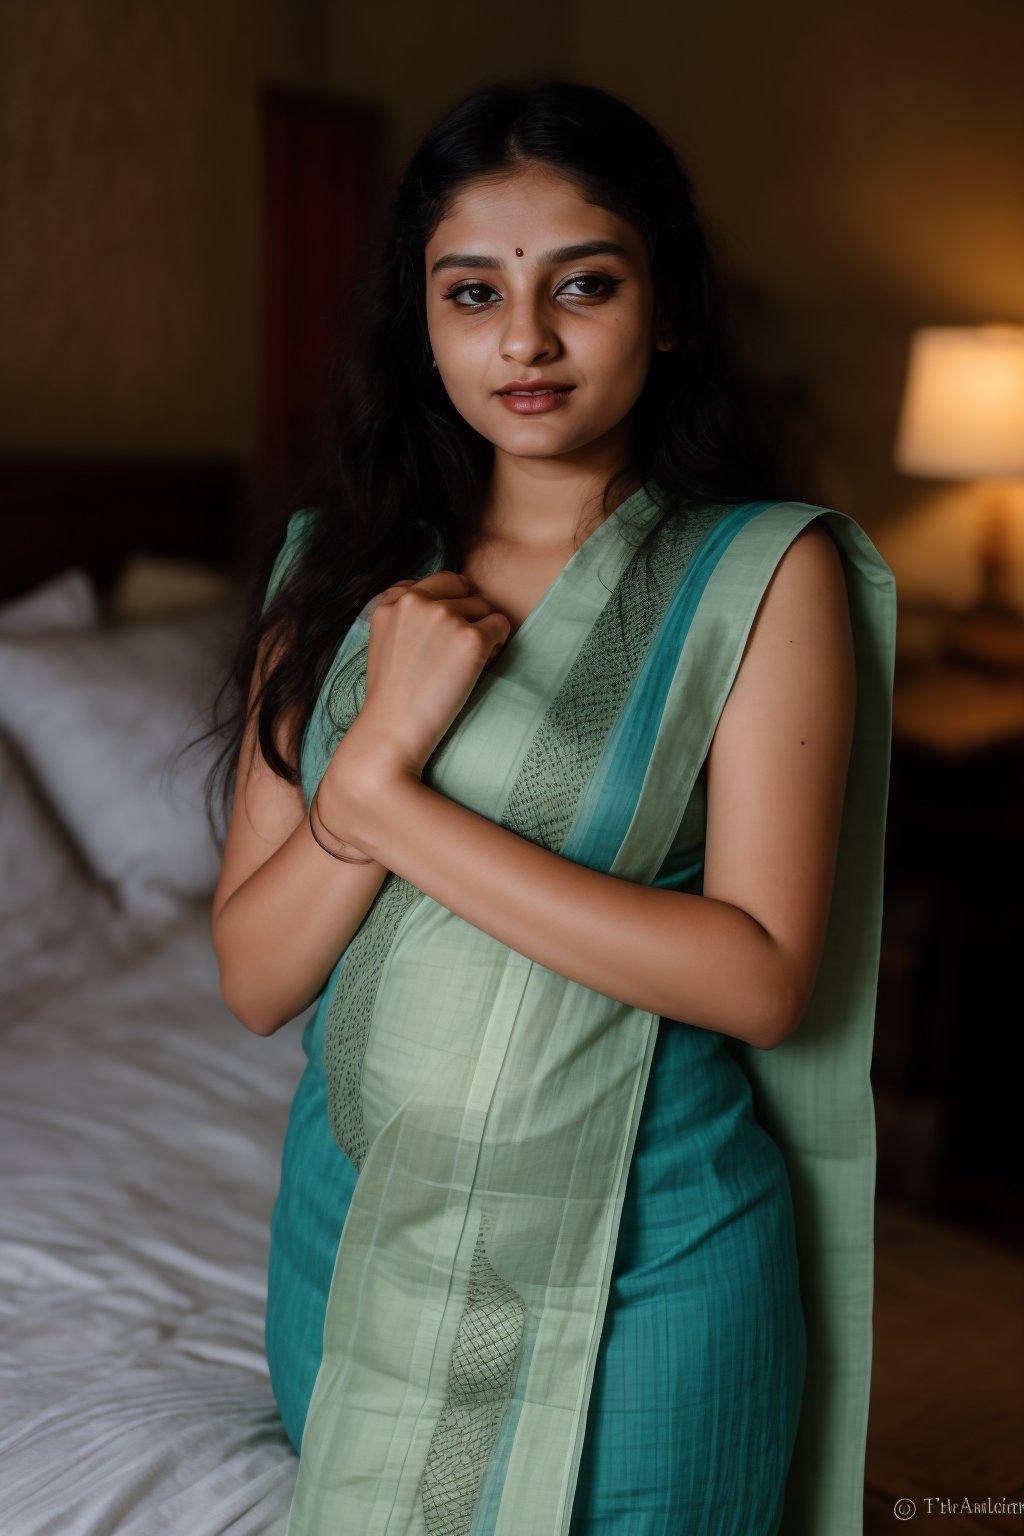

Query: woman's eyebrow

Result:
[429,240,630,276]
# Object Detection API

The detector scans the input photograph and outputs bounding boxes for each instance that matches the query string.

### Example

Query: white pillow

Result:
[0,730,117,1004]
[0,604,241,921]
[0,568,99,634]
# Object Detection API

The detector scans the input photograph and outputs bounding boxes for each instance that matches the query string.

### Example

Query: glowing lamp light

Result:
[895,325,1024,638]
[895,325,1024,479]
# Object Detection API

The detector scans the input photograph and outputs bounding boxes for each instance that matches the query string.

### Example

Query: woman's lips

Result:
[496,387,575,415]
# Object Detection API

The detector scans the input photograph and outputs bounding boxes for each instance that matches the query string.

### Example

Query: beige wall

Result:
[0,0,334,494]
[324,7,571,187]
[3,0,1023,601]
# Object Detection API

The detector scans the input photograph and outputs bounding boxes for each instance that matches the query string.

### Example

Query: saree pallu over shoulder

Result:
[277,489,896,1536]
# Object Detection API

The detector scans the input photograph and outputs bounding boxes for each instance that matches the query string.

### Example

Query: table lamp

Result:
[894,325,1024,666]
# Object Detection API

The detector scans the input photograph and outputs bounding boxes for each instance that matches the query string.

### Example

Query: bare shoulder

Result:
[765,517,849,622]
[703,518,856,1044]
[722,519,852,699]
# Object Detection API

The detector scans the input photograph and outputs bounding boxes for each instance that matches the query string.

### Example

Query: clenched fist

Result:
[337,569,512,781]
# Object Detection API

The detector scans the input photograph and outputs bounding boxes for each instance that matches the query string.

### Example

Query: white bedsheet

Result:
[0,903,309,1535]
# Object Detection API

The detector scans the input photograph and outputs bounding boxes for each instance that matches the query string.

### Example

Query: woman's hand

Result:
[332,569,511,783]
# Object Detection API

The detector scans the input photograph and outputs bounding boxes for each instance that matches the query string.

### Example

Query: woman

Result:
[208,82,895,1536]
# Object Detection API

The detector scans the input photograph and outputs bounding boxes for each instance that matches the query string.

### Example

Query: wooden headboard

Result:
[0,457,246,605]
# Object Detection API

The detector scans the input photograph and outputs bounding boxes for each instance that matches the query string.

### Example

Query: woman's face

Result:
[424,163,672,471]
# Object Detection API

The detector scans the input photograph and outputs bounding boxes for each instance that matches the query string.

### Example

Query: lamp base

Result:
[944,493,1024,674]
[945,608,1024,674]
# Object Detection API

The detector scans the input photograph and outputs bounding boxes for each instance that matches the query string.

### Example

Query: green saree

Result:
[261,485,896,1535]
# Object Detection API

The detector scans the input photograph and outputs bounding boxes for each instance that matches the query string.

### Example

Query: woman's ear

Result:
[653,314,676,352]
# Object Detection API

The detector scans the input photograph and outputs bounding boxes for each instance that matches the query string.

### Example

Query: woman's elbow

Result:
[216,964,286,1037]
[762,969,812,1049]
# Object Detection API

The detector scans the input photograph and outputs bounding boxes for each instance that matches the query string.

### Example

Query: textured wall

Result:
[324,4,571,187]
[0,0,333,498]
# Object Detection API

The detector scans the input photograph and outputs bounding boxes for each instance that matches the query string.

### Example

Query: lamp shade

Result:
[894,324,1024,478]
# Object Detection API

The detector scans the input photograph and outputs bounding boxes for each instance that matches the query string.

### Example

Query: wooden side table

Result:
[876,652,1024,1249]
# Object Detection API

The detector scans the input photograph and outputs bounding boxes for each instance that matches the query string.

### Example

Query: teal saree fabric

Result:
[260,486,897,1535]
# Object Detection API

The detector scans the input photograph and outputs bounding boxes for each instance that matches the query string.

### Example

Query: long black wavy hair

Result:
[202,79,784,847]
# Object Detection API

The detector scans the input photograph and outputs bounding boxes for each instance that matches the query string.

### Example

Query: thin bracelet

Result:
[308,784,375,864]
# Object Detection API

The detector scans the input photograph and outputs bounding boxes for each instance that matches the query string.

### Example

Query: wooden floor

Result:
[866,1194,1024,1532]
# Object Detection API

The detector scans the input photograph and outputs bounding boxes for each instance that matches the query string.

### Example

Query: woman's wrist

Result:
[308,784,376,863]
[314,714,421,861]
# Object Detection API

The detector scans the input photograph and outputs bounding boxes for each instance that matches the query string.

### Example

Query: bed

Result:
[0,462,303,1534]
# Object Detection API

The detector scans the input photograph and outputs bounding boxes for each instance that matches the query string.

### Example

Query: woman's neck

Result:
[475,452,641,555]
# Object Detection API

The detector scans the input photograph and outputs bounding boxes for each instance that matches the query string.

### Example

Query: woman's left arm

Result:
[330,523,856,1051]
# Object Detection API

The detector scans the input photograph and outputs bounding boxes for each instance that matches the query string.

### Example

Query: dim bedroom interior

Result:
[3,2,1024,1528]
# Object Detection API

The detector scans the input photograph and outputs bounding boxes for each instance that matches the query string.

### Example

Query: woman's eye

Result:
[559,275,615,298]
[449,283,499,307]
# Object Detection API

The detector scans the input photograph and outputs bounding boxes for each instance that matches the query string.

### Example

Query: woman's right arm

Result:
[210,629,388,1037]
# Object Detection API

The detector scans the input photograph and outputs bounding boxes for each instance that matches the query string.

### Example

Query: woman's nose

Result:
[499,296,560,365]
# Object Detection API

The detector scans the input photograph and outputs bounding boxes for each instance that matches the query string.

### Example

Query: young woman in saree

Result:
[209,81,895,1536]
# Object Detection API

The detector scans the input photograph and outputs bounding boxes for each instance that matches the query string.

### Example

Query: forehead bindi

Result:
[428,237,634,277]
[426,172,643,275]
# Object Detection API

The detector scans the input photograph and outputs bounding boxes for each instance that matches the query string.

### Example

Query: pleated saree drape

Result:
[259,485,896,1536]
